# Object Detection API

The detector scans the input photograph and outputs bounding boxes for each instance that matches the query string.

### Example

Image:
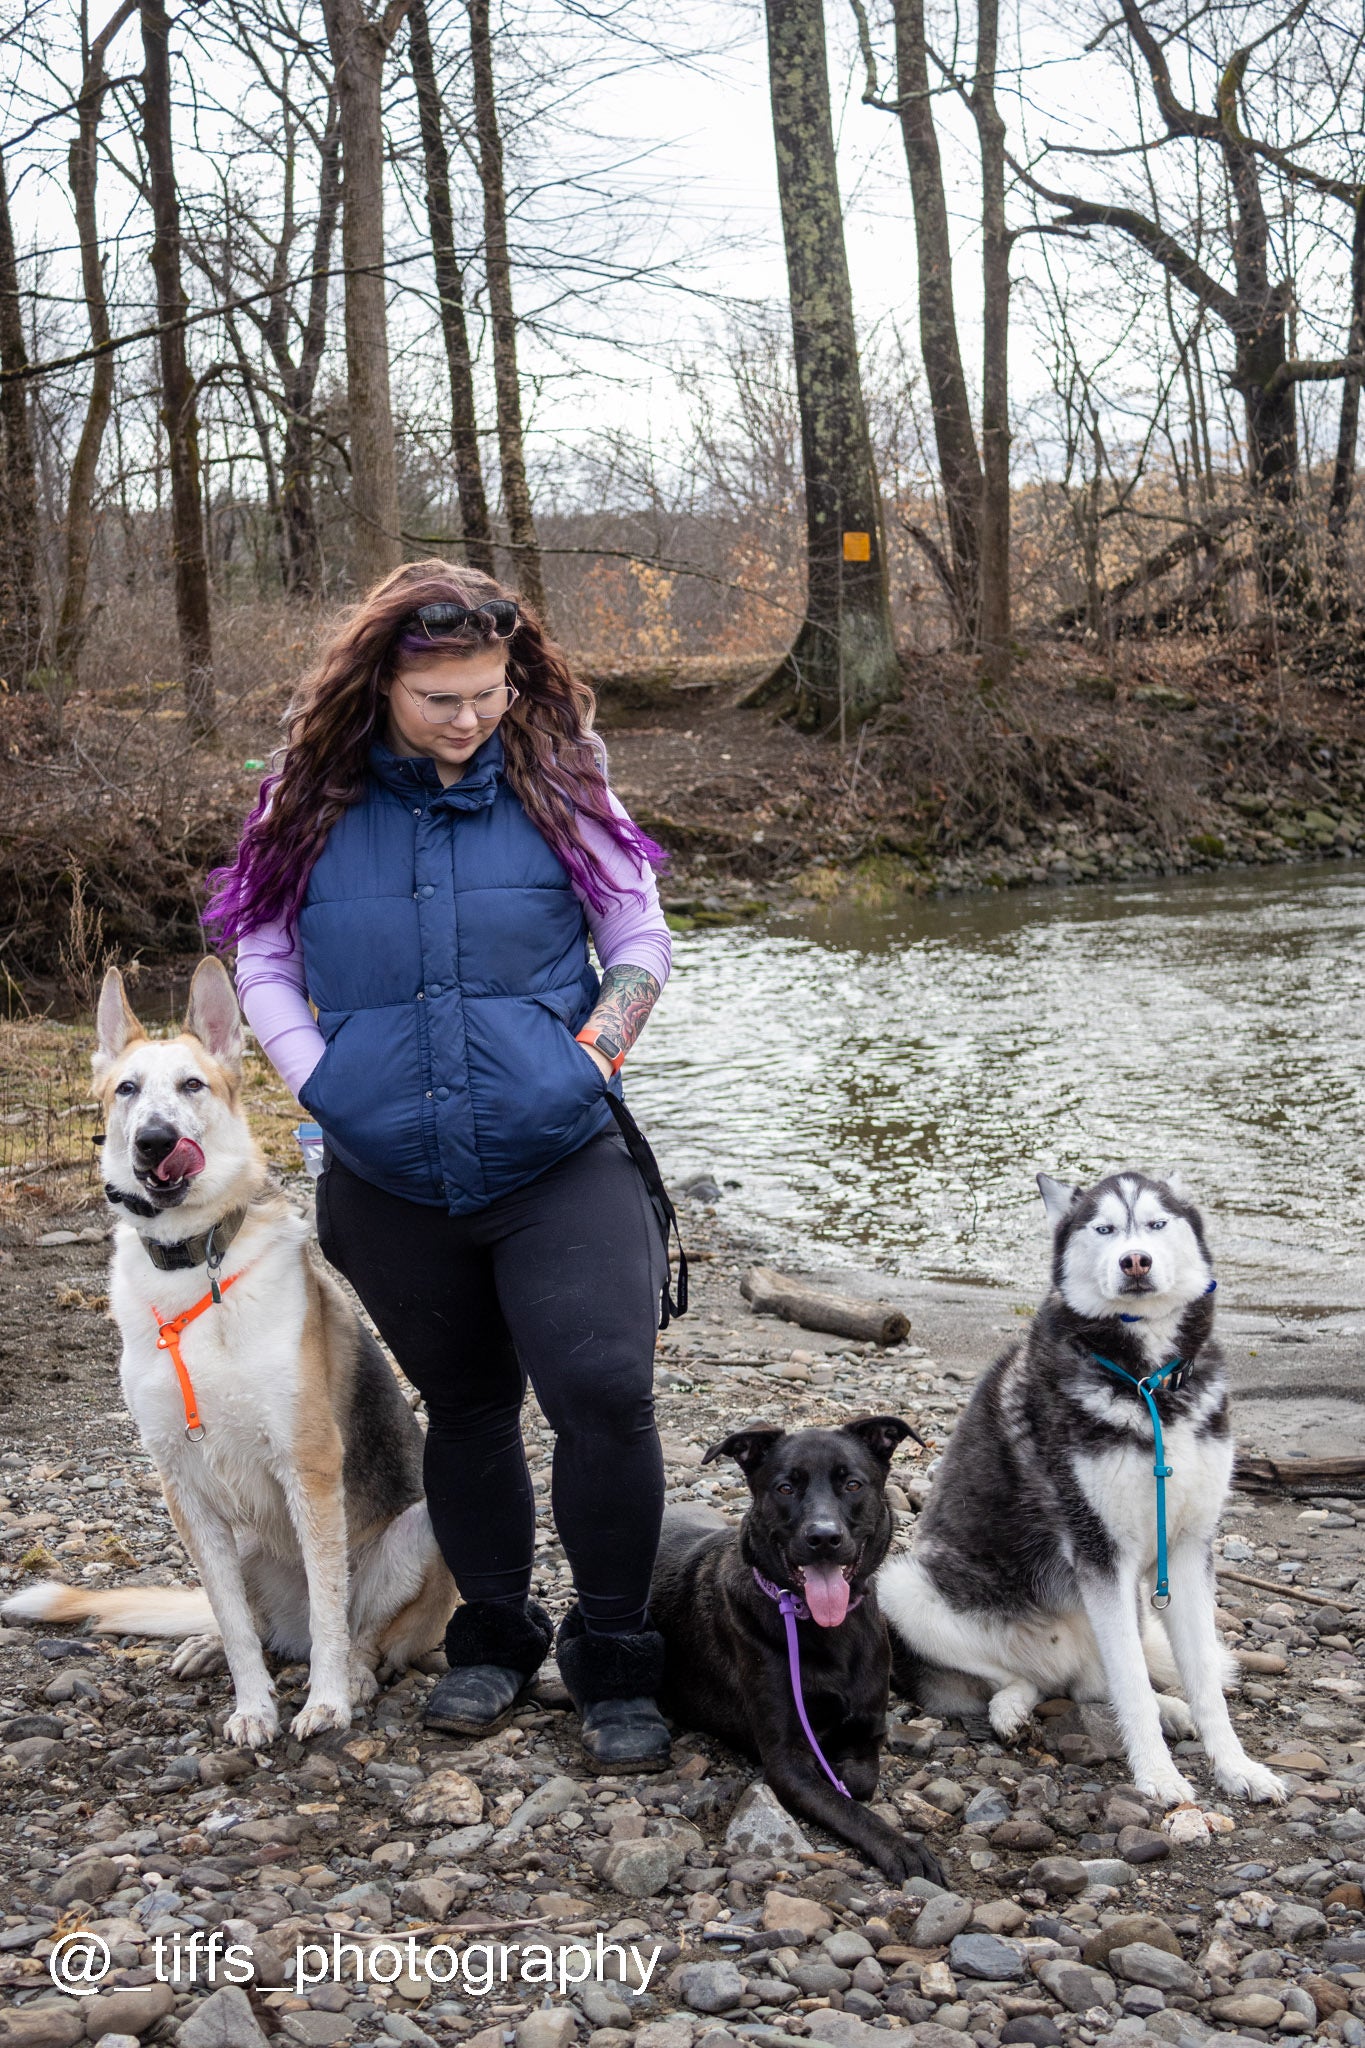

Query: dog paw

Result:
[989,1685,1038,1742]
[291,1693,353,1740]
[1214,1757,1287,1804]
[223,1703,278,1749]
[1155,1692,1197,1739]
[348,1659,381,1707]
[1137,1767,1197,1808]
[168,1632,226,1679]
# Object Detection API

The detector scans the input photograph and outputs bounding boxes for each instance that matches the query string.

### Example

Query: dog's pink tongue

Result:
[154,1137,205,1183]
[803,1564,851,1628]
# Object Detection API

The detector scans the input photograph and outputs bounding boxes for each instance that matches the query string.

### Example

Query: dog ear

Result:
[844,1415,920,1465]
[1037,1173,1081,1225]
[185,956,243,1075]
[92,967,145,1084]
[703,1426,784,1479]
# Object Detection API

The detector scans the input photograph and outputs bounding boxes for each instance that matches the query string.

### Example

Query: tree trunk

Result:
[273,101,342,597]
[467,0,546,615]
[1326,193,1365,623]
[410,0,494,579]
[892,0,981,648]
[763,0,899,730]
[320,0,406,592]
[141,0,213,732]
[971,0,1011,685]
[0,150,42,689]
[56,0,138,674]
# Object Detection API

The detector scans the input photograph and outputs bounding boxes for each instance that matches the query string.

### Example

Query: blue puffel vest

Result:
[295,732,618,1210]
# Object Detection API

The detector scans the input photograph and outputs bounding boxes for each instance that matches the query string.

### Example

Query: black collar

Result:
[139,1206,249,1275]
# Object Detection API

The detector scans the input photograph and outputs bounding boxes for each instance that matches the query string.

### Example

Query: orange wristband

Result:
[576,1026,626,1075]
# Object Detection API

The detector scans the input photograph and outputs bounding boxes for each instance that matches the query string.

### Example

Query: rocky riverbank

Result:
[3,1180,1365,2048]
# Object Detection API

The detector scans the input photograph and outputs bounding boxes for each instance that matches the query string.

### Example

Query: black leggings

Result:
[316,1134,665,1634]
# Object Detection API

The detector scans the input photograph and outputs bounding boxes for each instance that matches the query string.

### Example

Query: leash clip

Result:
[1151,1589,1171,1611]
[185,1421,207,1442]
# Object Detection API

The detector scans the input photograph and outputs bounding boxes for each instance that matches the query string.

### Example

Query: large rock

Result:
[761,1890,833,1939]
[50,1855,122,1910]
[515,2011,579,2048]
[1273,1901,1327,1944]
[1037,1961,1116,2013]
[1208,1995,1285,2028]
[802,2015,886,2048]
[948,1932,1026,1981]
[677,1962,745,2015]
[174,1986,271,2048]
[0,2007,85,2047]
[1083,1917,1182,1967]
[80,1984,174,2040]
[1108,1944,1200,1996]
[1027,1856,1088,1897]
[910,1893,973,1946]
[602,1837,685,1898]
[963,1786,1012,1830]
[723,1783,813,1861]
[400,1769,483,1828]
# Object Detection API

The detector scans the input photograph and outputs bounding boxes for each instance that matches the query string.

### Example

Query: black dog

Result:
[649,1416,943,1883]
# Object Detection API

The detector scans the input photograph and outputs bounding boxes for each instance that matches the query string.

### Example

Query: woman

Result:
[207,560,676,1771]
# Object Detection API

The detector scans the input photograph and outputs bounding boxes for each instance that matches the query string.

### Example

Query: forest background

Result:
[0,0,1363,1002]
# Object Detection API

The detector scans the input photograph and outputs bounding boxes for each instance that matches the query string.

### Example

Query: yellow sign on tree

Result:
[842,531,871,562]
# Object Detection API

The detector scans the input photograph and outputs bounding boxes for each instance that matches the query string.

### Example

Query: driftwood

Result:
[1216,1566,1354,1610]
[741,1265,910,1346]
[1234,1453,1365,1498]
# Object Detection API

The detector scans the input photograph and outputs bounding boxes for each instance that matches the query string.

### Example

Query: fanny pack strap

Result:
[604,1092,689,1329]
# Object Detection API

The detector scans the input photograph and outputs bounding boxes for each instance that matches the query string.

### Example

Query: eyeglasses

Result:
[396,675,520,727]
[407,600,520,640]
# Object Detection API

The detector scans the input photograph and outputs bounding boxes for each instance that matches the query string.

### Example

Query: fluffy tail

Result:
[1,1580,215,1639]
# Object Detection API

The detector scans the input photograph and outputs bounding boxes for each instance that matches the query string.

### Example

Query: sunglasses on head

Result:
[407,599,520,641]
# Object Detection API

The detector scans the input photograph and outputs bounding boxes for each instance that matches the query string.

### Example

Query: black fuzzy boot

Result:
[556,1605,671,1772]
[424,1600,554,1736]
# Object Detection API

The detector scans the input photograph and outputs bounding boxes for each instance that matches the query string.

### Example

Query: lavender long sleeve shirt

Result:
[236,793,671,1101]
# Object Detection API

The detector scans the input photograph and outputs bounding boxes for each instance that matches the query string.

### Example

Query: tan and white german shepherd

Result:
[3,959,455,1747]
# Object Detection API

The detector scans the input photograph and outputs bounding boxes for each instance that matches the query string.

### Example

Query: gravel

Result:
[4,1191,1365,2047]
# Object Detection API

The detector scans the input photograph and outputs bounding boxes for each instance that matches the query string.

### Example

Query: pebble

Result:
[399,1767,483,1827]
[722,1782,813,1860]
[516,2012,580,2048]
[1037,1961,1118,2011]
[174,1986,271,2048]
[1162,1807,1210,1848]
[677,1961,745,2013]
[948,1931,1027,1981]
[911,1893,974,1945]
[602,1836,685,1896]
[1108,1945,1201,1995]
[1028,1855,1088,1896]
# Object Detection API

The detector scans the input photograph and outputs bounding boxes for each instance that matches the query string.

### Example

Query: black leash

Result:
[604,1093,688,1329]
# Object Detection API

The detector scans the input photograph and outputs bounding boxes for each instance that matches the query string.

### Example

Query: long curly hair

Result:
[204,560,665,943]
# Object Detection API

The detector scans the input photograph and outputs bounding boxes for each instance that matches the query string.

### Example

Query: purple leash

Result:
[753,1568,860,1800]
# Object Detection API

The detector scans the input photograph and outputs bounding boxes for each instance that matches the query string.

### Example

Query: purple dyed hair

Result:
[204,561,666,944]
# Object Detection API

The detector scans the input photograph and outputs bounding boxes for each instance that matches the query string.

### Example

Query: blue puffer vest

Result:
[295,732,617,1210]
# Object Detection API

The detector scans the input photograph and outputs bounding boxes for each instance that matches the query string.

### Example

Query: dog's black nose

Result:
[133,1121,181,1168]
[800,1520,845,1555]
[1119,1251,1153,1276]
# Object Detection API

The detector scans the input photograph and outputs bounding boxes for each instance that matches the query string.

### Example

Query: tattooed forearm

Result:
[586,965,661,1055]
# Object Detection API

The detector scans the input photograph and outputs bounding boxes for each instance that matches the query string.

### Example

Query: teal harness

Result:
[1088,1353,1189,1609]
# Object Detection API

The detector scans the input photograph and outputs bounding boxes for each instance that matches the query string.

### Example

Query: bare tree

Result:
[320,0,409,590]
[141,0,213,731]
[0,148,42,688]
[56,0,139,672]
[761,0,898,729]
[410,0,494,577]
[467,0,545,614]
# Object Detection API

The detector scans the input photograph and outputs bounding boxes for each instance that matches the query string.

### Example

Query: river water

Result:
[633,863,1365,1320]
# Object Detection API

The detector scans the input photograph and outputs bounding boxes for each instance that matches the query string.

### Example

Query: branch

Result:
[1014,161,1239,323]
[1266,354,1365,393]
[0,257,359,385]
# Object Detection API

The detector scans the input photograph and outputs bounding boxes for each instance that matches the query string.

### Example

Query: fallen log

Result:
[740,1264,910,1346]
[1234,1453,1365,1498]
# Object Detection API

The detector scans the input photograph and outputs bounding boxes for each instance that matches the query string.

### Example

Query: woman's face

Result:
[383,644,512,782]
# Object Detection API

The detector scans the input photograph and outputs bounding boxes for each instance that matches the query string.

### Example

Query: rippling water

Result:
[630,863,1365,1314]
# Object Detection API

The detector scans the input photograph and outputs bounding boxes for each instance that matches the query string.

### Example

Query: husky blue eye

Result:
[1094,1223,1114,1235]
[1148,1219,1167,1230]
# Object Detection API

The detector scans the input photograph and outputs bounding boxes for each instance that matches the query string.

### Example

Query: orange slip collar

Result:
[151,1271,244,1441]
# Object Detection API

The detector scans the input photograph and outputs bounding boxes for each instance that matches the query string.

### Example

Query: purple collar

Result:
[751,1568,864,1800]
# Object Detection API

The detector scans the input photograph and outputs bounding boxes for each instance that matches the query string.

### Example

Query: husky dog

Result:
[3,960,455,1747]
[879,1171,1284,1808]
